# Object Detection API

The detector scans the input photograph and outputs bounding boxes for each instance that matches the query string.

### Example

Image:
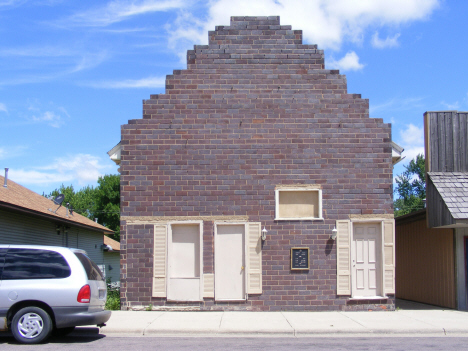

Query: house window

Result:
[275,187,322,220]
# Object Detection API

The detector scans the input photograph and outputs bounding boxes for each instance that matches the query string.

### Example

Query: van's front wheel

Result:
[11,307,53,344]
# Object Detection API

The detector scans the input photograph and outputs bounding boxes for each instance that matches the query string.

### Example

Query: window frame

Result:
[274,187,323,221]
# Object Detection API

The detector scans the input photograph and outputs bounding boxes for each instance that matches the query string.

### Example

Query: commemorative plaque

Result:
[290,247,309,270]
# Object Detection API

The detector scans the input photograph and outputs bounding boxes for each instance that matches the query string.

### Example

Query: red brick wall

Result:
[120,16,393,311]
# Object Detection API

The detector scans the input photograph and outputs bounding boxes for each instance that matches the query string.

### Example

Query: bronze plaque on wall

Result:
[291,247,309,270]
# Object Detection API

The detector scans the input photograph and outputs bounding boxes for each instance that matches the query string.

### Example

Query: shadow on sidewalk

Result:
[396,298,450,311]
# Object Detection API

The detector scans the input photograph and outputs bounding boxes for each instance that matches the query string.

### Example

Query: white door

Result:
[215,224,246,301]
[352,224,381,297]
[167,224,202,301]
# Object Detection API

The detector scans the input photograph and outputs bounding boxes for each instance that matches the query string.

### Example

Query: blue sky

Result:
[0,0,465,195]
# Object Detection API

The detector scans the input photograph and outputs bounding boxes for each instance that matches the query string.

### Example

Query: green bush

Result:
[105,279,121,310]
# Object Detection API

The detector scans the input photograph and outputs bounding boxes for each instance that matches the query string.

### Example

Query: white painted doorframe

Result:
[166,221,203,302]
[351,221,384,298]
[214,222,247,301]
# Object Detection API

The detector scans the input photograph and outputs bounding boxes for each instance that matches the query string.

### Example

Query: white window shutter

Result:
[336,220,351,295]
[247,222,262,294]
[383,220,395,295]
[152,224,167,297]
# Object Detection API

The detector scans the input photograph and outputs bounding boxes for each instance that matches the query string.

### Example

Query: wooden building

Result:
[396,111,468,310]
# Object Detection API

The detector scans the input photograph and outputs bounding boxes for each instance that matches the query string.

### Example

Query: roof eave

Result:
[0,201,114,235]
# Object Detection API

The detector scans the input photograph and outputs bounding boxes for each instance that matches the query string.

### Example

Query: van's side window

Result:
[2,249,71,280]
[0,248,8,279]
[74,252,104,281]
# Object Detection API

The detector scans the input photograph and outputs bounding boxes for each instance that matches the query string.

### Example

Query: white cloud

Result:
[70,51,109,73]
[0,47,109,85]
[398,124,425,161]
[31,111,64,128]
[327,51,364,71]
[400,146,425,164]
[87,76,166,89]
[166,0,440,60]
[371,32,400,48]
[440,100,460,110]
[0,145,27,160]
[8,169,75,185]
[0,46,72,57]
[0,0,27,8]
[370,97,425,115]
[26,100,70,128]
[63,0,187,27]
[0,102,7,113]
[9,154,112,188]
[400,123,424,146]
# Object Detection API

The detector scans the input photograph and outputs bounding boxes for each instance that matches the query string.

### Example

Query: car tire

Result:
[53,326,76,337]
[11,307,53,344]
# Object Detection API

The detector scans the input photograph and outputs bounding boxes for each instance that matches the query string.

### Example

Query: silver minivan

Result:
[0,245,111,344]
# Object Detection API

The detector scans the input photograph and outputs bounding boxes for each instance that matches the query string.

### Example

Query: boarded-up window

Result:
[275,188,322,220]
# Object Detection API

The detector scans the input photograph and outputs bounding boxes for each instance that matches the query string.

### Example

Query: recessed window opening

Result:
[275,188,322,220]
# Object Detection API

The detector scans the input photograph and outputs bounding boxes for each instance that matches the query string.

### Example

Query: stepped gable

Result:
[129,16,371,127]
[187,15,322,67]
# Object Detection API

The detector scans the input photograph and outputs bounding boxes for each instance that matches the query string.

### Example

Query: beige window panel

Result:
[275,188,323,220]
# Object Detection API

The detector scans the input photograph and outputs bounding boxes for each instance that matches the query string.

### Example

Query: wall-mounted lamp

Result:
[331,227,337,241]
[262,227,268,241]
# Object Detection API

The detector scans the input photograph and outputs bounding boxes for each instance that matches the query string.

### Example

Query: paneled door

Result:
[352,224,381,297]
[215,224,246,301]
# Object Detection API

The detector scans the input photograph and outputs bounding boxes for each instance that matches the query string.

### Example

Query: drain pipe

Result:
[3,168,8,188]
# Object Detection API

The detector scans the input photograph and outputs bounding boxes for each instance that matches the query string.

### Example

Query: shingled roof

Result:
[427,172,468,220]
[104,235,120,251]
[0,175,113,234]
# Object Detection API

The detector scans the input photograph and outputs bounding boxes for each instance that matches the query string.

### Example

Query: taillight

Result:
[77,284,91,303]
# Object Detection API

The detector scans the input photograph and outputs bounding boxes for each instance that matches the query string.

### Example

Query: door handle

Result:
[241,266,244,270]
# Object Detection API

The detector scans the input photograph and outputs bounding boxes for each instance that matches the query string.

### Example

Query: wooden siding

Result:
[0,208,106,268]
[76,229,105,266]
[396,212,456,309]
[0,209,63,246]
[426,179,455,228]
[425,111,468,172]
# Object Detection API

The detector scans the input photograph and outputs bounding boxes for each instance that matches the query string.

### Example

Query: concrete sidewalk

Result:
[95,301,468,338]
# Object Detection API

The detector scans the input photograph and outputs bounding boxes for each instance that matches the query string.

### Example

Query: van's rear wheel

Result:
[11,307,52,344]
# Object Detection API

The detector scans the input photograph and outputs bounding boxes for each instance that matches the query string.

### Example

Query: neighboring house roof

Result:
[427,172,468,220]
[107,142,121,166]
[104,235,120,251]
[0,175,113,234]
[391,141,405,166]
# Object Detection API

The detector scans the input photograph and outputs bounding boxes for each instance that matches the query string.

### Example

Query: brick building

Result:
[118,16,396,311]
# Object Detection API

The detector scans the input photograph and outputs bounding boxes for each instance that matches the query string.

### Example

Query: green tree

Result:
[393,154,426,217]
[48,184,97,218]
[94,174,120,241]
[47,174,120,241]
